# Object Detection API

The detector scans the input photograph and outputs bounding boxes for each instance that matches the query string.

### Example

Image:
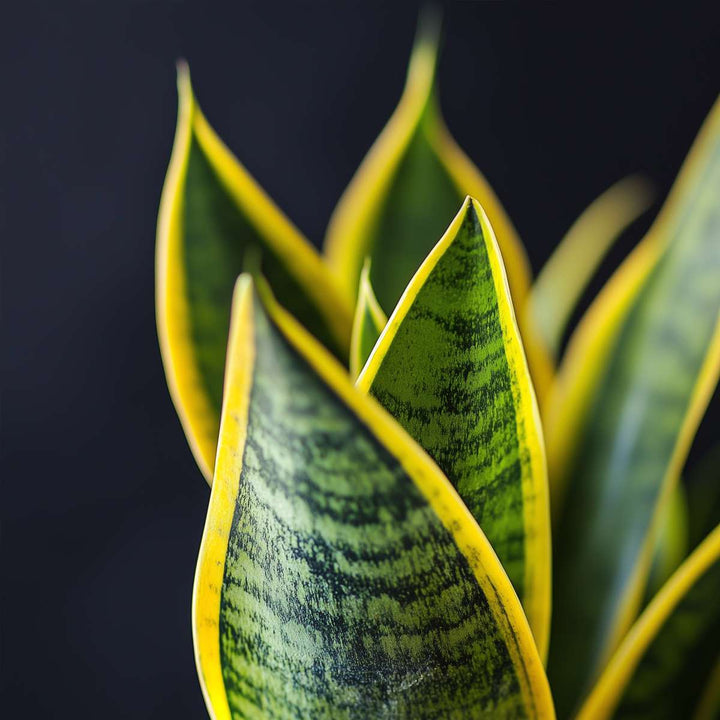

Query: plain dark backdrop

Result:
[2,1,719,716]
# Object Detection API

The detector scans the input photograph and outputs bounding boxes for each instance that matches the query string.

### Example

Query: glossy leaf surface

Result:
[577,524,720,720]
[357,198,551,660]
[193,275,554,719]
[548,98,720,717]
[349,260,387,379]
[157,65,352,480]
[530,175,654,356]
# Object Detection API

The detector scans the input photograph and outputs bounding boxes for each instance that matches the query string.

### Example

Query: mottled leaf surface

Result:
[157,65,352,480]
[357,199,550,661]
[193,276,554,720]
[548,98,720,717]
[577,525,720,720]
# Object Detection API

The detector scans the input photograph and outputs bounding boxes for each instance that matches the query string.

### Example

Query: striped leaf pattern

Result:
[357,198,551,660]
[193,275,554,720]
[548,99,720,717]
[157,64,352,480]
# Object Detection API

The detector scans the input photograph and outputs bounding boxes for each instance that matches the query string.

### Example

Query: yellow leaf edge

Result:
[156,63,353,482]
[193,272,556,720]
[529,174,655,356]
[356,197,552,664]
[576,523,720,720]
[602,317,720,668]
[544,95,720,515]
[156,62,216,481]
[323,25,439,300]
[349,258,388,378]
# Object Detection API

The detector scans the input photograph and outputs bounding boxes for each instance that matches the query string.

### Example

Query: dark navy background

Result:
[2,1,719,716]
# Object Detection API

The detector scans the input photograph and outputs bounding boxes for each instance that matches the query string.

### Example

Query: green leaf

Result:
[529,175,654,356]
[548,97,720,717]
[356,198,551,662]
[156,64,353,481]
[193,275,555,720]
[349,259,387,379]
[576,524,720,720]
[644,483,689,605]
[685,443,720,552]
[323,18,553,405]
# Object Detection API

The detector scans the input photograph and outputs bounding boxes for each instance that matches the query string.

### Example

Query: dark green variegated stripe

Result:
[193,277,554,719]
[157,65,352,480]
[357,199,550,661]
[549,102,720,717]
[576,525,720,720]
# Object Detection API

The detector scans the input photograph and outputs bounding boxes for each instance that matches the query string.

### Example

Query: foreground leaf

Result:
[577,524,720,720]
[157,64,352,481]
[349,259,387,379]
[322,19,554,402]
[193,275,554,719]
[548,97,720,717]
[529,175,654,356]
[357,198,551,662]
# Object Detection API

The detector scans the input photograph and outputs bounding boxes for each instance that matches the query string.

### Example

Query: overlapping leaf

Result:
[193,275,555,719]
[548,97,720,717]
[356,198,551,660]
[349,259,387,379]
[576,524,720,720]
[324,20,553,404]
[156,64,352,481]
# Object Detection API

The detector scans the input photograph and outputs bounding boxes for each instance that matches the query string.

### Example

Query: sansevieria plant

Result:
[156,18,720,720]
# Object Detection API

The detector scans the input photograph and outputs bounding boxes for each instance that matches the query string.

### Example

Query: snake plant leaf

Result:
[548,97,720,718]
[529,175,655,356]
[193,274,555,719]
[156,63,353,481]
[323,19,554,404]
[356,197,551,662]
[349,259,387,379]
[685,443,720,551]
[576,524,720,720]
[644,483,689,605]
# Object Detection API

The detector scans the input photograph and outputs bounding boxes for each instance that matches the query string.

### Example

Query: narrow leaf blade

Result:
[548,97,720,716]
[322,23,548,401]
[349,259,388,379]
[156,65,352,480]
[193,275,555,719]
[530,175,654,355]
[577,524,720,720]
[357,198,551,661]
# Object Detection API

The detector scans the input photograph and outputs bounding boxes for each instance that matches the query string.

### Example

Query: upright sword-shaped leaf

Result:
[357,198,551,661]
[157,64,352,481]
[324,18,553,403]
[548,96,720,717]
[577,524,720,720]
[193,275,555,719]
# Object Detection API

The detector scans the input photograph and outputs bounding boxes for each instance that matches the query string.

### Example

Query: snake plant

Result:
[156,20,720,720]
